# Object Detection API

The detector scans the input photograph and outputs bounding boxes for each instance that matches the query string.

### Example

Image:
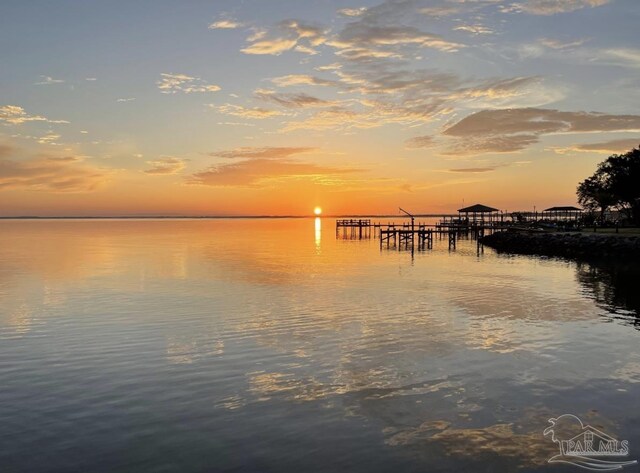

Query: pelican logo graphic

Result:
[544,414,637,471]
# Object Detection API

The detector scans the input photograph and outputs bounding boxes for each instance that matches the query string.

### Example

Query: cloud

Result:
[405,135,435,149]
[502,0,612,15]
[447,167,498,173]
[445,108,640,136]
[116,97,136,102]
[419,5,462,17]
[0,149,107,192]
[210,146,317,159]
[453,24,494,35]
[189,158,358,187]
[38,132,61,145]
[329,24,464,57]
[210,103,287,119]
[442,108,640,154]
[599,48,640,69]
[157,73,221,94]
[271,74,337,87]
[0,105,69,125]
[34,76,64,85]
[241,19,327,55]
[538,38,586,49]
[255,89,337,108]
[445,134,540,155]
[338,8,368,17]
[144,157,186,175]
[326,1,464,60]
[209,19,243,29]
[47,156,83,162]
[448,76,562,109]
[555,138,640,154]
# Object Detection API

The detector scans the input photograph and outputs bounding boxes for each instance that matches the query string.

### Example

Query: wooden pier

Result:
[335,219,373,239]
[336,217,503,252]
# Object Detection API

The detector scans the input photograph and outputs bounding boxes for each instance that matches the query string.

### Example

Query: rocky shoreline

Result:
[480,231,640,261]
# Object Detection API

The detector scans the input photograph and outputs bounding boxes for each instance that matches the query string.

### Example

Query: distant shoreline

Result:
[0,214,458,220]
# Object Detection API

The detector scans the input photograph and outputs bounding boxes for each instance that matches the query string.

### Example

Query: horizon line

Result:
[0,210,550,220]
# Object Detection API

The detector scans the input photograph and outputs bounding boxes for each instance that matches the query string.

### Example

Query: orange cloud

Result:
[0,146,108,192]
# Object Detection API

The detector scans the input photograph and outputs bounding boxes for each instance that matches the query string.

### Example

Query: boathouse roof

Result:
[458,204,499,213]
[543,206,582,212]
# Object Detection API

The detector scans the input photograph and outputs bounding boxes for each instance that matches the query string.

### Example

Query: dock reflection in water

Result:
[0,218,638,473]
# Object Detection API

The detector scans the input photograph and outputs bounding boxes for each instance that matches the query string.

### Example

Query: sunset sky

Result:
[1,0,639,216]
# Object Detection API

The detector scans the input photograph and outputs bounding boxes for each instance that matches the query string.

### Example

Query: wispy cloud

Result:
[0,105,69,125]
[502,0,612,15]
[189,158,357,187]
[271,74,337,87]
[0,145,107,192]
[209,18,243,29]
[116,97,136,103]
[453,24,494,35]
[447,167,499,173]
[241,19,326,55]
[34,75,64,85]
[144,157,186,175]
[157,73,221,94]
[337,7,368,17]
[553,138,640,154]
[210,103,287,119]
[405,135,435,149]
[255,89,337,108]
[210,146,317,159]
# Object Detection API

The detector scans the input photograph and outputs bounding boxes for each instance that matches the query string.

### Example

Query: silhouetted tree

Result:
[577,146,640,224]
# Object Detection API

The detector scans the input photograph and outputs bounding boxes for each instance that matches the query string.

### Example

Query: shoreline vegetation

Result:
[481,230,640,262]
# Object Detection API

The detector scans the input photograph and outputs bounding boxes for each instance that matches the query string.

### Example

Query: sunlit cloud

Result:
[37,132,61,145]
[271,74,337,87]
[157,73,221,94]
[144,157,186,175]
[189,158,358,187]
[210,103,287,119]
[0,145,107,192]
[209,18,243,29]
[241,19,327,55]
[0,105,69,125]
[116,97,136,102]
[453,24,494,35]
[337,7,368,17]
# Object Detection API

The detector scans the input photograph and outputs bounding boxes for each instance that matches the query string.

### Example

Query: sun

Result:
[314,206,322,216]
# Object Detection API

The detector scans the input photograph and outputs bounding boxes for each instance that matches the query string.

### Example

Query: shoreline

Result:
[481,231,640,262]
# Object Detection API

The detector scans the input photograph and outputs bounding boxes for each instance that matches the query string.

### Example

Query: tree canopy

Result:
[577,146,640,224]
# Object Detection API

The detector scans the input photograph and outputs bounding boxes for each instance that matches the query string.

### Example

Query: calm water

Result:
[0,219,639,473]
